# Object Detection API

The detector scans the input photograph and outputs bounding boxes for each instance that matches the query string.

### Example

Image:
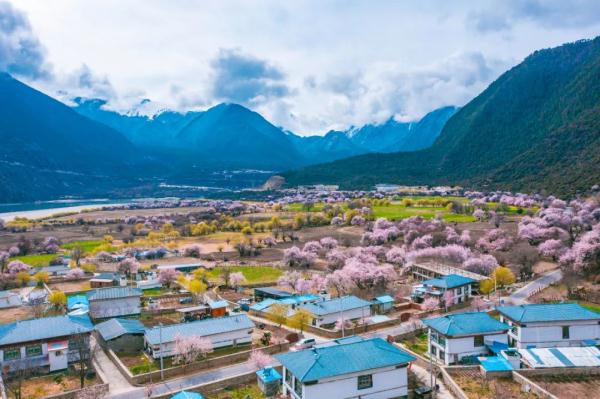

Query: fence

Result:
[108,342,290,385]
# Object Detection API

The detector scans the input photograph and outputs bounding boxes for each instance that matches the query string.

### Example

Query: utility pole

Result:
[159,323,164,380]
[339,295,345,338]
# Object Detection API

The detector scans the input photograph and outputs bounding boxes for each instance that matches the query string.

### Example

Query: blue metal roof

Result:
[0,315,93,346]
[208,300,228,309]
[95,318,145,341]
[87,286,142,301]
[67,295,89,310]
[254,287,293,298]
[275,337,415,383]
[478,356,513,371]
[301,296,372,316]
[170,391,204,399]
[256,367,281,383]
[250,298,278,312]
[423,312,509,336]
[422,274,476,289]
[496,303,600,323]
[145,314,254,345]
[374,295,395,304]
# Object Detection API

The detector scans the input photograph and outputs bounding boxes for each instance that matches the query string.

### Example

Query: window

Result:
[562,326,570,339]
[285,368,293,387]
[26,344,42,357]
[357,374,373,390]
[439,349,445,360]
[474,335,484,347]
[3,348,21,361]
[430,345,437,356]
[293,376,302,397]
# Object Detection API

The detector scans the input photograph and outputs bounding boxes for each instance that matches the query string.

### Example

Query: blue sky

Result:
[2,0,600,135]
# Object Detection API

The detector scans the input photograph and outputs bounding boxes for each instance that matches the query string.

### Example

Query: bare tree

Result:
[70,331,97,389]
[3,358,39,399]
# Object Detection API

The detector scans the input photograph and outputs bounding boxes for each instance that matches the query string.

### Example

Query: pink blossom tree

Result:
[319,237,338,250]
[421,297,440,311]
[283,246,316,268]
[325,248,347,271]
[303,241,323,255]
[158,268,178,288]
[229,272,245,288]
[462,255,498,276]
[385,246,406,266]
[538,239,568,260]
[66,268,85,280]
[443,290,454,311]
[476,229,514,252]
[7,260,30,275]
[118,257,140,276]
[249,350,274,370]
[173,334,213,369]
[334,318,353,331]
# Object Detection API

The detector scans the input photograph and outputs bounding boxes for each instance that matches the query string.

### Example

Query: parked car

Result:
[179,297,193,304]
[294,338,316,350]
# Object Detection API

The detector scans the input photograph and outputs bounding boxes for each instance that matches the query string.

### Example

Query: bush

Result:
[286,332,299,343]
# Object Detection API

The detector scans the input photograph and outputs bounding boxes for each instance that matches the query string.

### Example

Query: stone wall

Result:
[42,383,109,399]
[109,342,289,385]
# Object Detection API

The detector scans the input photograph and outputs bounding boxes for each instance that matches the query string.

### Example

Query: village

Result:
[0,187,599,399]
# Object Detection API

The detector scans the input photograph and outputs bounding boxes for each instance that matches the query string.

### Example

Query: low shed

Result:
[95,318,145,353]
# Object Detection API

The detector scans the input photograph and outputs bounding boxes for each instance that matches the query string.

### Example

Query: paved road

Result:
[107,361,263,399]
[91,337,134,395]
[507,269,563,304]
[362,319,424,340]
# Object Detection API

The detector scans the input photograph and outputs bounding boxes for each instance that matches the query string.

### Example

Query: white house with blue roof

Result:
[423,311,510,365]
[145,314,254,359]
[412,274,476,306]
[275,336,415,399]
[496,303,600,349]
[301,295,372,327]
[0,315,93,372]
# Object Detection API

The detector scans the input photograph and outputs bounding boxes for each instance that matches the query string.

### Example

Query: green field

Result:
[207,265,282,284]
[60,240,105,254]
[285,202,326,212]
[10,254,60,267]
[402,332,429,356]
[372,204,476,223]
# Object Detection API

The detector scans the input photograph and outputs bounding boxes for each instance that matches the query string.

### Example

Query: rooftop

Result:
[0,315,93,346]
[67,295,89,310]
[374,295,395,304]
[254,287,293,298]
[275,337,415,383]
[208,300,228,309]
[423,312,510,336]
[301,295,372,316]
[519,346,600,368]
[170,391,205,399]
[496,303,600,323]
[87,286,142,301]
[422,274,476,289]
[95,318,146,341]
[145,314,254,345]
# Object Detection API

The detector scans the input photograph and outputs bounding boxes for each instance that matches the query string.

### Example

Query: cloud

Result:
[210,48,291,104]
[0,1,50,78]
[468,0,600,33]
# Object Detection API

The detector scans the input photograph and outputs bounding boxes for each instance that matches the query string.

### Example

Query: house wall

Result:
[501,317,600,348]
[146,328,252,358]
[282,365,409,399]
[313,306,371,327]
[107,334,144,354]
[428,329,507,365]
[89,296,141,318]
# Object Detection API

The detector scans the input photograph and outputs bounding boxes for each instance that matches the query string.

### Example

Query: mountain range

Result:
[284,37,600,197]
[73,99,457,168]
[1,37,598,202]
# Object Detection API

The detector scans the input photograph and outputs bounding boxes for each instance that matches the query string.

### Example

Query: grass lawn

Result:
[372,204,476,223]
[211,384,265,399]
[61,239,106,254]
[207,265,282,284]
[10,253,59,267]
[402,332,429,356]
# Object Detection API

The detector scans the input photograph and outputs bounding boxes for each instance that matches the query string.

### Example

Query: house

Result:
[95,318,146,353]
[275,337,415,399]
[254,287,293,302]
[423,312,510,365]
[412,274,476,305]
[171,391,204,399]
[31,265,71,277]
[249,294,322,316]
[0,291,22,309]
[371,295,395,314]
[208,300,228,317]
[257,367,282,396]
[0,315,93,372]
[410,262,487,282]
[145,314,254,359]
[87,286,142,319]
[67,295,89,314]
[301,296,372,327]
[496,303,600,349]
[90,272,126,288]
[156,263,202,273]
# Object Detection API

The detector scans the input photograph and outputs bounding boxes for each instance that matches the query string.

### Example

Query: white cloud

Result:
[6,0,600,134]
